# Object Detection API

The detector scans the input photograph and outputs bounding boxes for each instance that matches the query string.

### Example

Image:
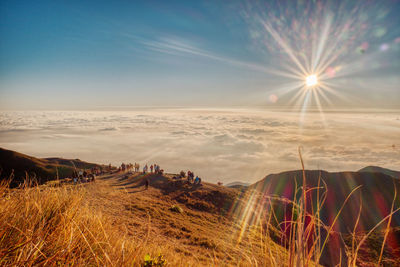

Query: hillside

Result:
[0,147,103,187]
[1,148,399,266]
[250,169,400,229]
[0,171,289,266]
[249,169,400,265]
[358,166,400,179]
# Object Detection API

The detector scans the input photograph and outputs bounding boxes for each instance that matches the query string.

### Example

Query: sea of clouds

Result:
[0,108,399,184]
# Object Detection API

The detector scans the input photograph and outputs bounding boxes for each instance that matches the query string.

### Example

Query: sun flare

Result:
[305,74,318,87]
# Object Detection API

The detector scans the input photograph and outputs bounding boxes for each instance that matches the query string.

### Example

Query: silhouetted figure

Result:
[145,179,149,190]
[121,163,126,172]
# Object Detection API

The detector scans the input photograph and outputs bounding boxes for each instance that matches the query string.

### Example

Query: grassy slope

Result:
[0,172,289,266]
[0,147,102,186]
[86,172,289,265]
[1,148,399,266]
[1,170,398,266]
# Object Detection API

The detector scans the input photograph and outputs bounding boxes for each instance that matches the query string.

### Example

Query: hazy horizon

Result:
[1,108,399,184]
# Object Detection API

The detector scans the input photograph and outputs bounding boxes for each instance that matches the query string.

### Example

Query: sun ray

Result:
[299,90,312,124]
[313,89,328,126]
[318,83,351,104]
[289,87,308,110]
[312,14,333,72]
[281,62,308,79]
[286,86,308,106]
[317,87,334,106]
[261,21,309,76]
[271,82,306,97]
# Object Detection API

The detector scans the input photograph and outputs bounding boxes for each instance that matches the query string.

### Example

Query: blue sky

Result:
[1,0,399,109]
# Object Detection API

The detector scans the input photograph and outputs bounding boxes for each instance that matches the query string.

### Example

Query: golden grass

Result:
[0,156,398,267]
[0,180,191,266]
[0,176,285,266]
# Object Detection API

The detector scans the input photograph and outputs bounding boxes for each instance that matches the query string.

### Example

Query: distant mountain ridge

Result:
[358,165,400,179]
[225,181,250,188]
[0,147,102,187]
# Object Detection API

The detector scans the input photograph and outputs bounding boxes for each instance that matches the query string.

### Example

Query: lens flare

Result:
[240,0,398,126]
[306,75,318,87]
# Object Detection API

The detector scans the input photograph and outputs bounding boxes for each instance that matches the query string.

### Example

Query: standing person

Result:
[150,164,154,173]
[145,178,149,190]
[121,163,126,172]
[143,165,146,174]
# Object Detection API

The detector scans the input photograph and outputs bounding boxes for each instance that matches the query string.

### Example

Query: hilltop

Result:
[358,166,400,179]
[0,147,104,187]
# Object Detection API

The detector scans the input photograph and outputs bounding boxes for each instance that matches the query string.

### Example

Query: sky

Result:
[0,0,399,110]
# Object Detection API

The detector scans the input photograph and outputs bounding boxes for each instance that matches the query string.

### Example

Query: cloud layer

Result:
[0,109,399,183]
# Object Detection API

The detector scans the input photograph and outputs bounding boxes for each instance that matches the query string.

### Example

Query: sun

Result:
[305,74,318,87]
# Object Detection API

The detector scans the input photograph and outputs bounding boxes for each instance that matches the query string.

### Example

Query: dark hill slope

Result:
[250,170,400,232]
[358,166,400,179]
[249,170,400,265]
[0,147,102,187]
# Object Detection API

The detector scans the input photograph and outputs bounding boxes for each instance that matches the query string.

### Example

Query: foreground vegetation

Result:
[0,177,286,266]
[0,157,399,266]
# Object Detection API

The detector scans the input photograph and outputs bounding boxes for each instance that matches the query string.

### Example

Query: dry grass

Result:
[0,179,157,266]
[0,155,398,266]
[0,174,287,266]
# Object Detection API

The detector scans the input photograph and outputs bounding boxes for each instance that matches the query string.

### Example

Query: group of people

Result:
[72,170,96,184]
[143,164,163,174]
[114,162,205,189]
[174,170,202,185]
[118,162,163,175]
[119,163,135,172]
